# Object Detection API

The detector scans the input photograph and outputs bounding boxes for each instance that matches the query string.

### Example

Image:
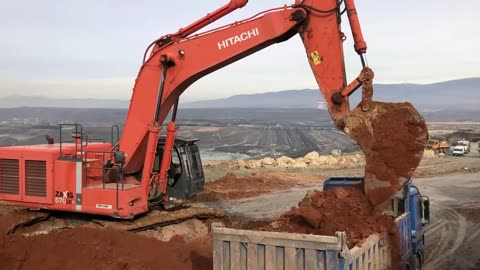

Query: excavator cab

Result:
[153,136,205,200]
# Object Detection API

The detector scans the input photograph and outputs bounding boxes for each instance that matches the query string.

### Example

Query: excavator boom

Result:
[120,0,374,197]
[120,0,427,208]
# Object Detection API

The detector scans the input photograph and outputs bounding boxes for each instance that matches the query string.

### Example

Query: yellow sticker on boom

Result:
[310,51,322,65]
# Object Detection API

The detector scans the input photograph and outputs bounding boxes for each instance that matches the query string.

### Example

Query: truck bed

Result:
[212,213,409,270]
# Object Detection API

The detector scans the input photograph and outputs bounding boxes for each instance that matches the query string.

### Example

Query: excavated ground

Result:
[0,205,219,270]
[0,227,213,270]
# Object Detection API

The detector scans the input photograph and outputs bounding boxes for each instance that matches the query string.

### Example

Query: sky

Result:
[0,0,479,102]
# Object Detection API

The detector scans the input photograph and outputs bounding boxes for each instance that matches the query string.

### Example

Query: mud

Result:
[258,185,402,267]
[191,172,294,202]
[0,227,213,270]
[342,101,428,208]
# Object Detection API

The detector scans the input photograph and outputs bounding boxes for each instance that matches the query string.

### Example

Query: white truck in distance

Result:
[451,139,470,156]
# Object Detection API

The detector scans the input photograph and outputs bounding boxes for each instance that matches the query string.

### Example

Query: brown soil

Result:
[343,101,428,208]
[258,185,402,268]
[0,208,50,235]
[190,172,295,202]
[0,227,213,270]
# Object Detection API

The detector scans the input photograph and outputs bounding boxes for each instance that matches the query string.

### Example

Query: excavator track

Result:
[91,206,225,232]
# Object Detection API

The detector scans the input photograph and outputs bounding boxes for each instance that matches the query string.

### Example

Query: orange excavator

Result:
[0,0,427,218]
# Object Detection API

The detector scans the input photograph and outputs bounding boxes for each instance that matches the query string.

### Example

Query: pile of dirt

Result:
[258,185,402,267]
[423,149,436,158]
[0,227,213,270]
[191,172,294,202]
[342,101,428,208]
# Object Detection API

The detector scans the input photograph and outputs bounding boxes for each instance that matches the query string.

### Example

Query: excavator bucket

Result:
[342,100,428,209]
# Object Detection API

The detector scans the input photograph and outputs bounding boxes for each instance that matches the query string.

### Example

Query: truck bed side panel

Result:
[212,211,411,270]
[213,227,342,270]
[346,233,390,270]
[212,226,393,270]
[396,212,412,263]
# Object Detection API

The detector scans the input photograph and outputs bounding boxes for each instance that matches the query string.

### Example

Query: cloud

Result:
[0,78,135,99]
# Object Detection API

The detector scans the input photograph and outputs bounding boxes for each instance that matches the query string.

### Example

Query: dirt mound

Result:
[0,227,213,270]
[259,186,401,266]
[342,101,428,208]
[423,149,436,158]
[191,172,294,202]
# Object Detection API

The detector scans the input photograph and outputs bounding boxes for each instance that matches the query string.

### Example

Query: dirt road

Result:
[196,185,323,221]
[416,173,480,270]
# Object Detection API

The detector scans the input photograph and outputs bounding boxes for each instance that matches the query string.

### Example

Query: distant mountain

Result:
[1,107,480,124]
[183,78,480,111]
[183,89,317,109]
[0,96,129,108]
[0,78,478,111]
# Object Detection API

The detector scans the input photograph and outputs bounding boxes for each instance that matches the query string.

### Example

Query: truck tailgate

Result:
[212,224,392,270]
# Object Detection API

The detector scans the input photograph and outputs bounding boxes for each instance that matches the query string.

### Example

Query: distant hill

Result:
[1,107,479,124]
[0,78,478,111]
[182,78,480,111]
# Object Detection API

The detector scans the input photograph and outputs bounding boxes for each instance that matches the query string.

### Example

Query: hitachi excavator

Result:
[0,0,427,218]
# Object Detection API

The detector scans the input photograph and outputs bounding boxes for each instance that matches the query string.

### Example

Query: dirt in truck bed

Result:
[257,185,402,267]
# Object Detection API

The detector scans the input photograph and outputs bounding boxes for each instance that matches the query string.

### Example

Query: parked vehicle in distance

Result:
[452,145,466,156]
[426,139,450,154]
[455,139,471,154]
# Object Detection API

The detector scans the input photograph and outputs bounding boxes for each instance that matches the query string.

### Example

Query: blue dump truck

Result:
[212,177,430,270]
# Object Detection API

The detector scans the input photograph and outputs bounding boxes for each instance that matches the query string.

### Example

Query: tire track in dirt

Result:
[415,173,480,269]
[466,224,480,242]
[424,207,467,269]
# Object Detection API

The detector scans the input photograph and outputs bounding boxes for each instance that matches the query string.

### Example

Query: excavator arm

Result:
[118,0,427,208]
